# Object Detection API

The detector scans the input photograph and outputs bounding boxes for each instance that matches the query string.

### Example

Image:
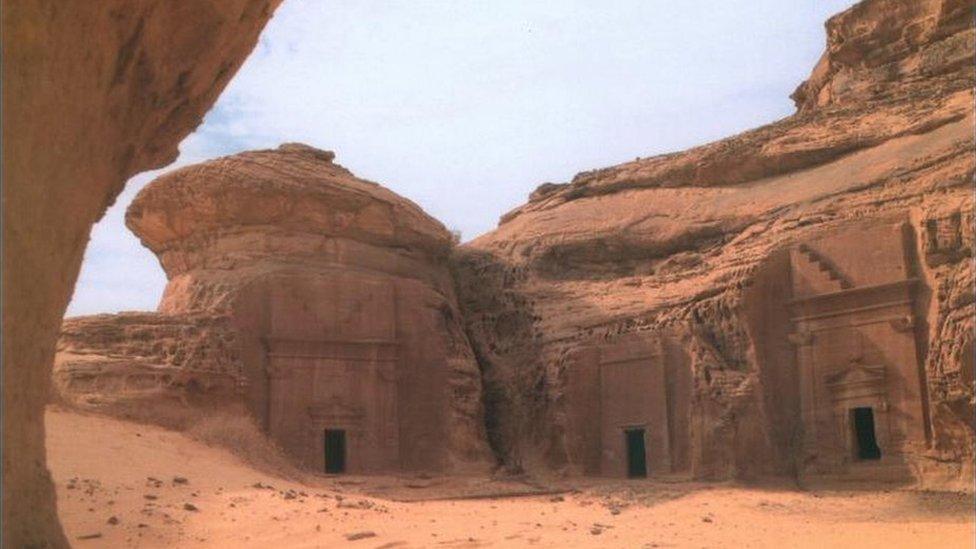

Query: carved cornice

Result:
[307,401,365,421]
[789,279,917,321]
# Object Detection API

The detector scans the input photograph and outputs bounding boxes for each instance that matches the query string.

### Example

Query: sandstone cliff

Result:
[2,2,279,546]
[457,0,974,484]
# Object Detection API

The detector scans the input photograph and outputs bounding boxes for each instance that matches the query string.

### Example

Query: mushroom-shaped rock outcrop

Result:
[59,144,491,473]
[127,143,455,313]
[128,143,451,266]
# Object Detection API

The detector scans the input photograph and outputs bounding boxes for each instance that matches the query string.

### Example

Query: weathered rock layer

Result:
[55,312,242,414]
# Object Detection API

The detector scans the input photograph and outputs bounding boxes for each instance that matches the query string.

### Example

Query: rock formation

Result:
[34,4,976,543]
[55,312,242,414]
[2,1,280,545]
[456,0,974,486]
[58,144,492,473]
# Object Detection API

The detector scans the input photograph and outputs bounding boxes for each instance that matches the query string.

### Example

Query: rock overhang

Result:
[126,143,453,274]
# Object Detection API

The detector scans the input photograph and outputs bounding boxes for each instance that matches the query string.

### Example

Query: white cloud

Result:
[67,0,857,316]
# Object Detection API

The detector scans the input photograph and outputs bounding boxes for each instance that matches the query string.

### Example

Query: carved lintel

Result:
[888,315,915,333]
[788,331,814,346]
[307,401,364,421]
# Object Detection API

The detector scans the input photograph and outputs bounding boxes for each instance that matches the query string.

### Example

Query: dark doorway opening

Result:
[624,428,647,478]
[851,407,881,460]
[324,429,347,473]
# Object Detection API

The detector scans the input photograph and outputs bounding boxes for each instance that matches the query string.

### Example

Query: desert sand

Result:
[47,407,973,548]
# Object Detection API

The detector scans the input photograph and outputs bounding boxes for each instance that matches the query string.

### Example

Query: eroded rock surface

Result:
[55,313,242,414]
[2,1,280,546]
[457,0,974,485]
[59,144,492,473]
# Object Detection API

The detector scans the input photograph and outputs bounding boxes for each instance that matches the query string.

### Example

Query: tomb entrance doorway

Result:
[324,429,347,473]
[625,428,648,478]
[851,408,881,460]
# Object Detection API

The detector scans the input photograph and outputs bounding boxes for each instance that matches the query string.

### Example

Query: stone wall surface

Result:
[2,1,280,546]
[456,0,974,485]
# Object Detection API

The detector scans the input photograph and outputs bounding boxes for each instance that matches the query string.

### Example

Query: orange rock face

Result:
[2,2,279,546]
[61,144,492,473]
[457,0,974,485]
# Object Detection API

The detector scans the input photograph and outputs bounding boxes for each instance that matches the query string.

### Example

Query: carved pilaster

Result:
[788,331,815,346]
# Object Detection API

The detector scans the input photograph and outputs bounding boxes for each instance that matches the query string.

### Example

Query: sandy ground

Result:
[46,408,974,548]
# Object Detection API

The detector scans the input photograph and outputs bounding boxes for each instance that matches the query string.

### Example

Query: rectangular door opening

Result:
[851,407,881,460]
[324,429,346,473]
[624,428,647,478]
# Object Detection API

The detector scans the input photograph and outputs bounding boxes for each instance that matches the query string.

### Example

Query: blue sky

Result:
[67,0,857,316]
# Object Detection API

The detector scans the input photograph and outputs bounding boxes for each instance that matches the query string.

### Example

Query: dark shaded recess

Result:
[626,428,648,478]
[450,249,544,468]
[324,429,346,474]
[852,408,882,460]
[530,223,733,281]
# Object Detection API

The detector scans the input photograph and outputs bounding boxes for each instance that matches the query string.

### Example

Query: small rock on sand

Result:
[345,531,377,541]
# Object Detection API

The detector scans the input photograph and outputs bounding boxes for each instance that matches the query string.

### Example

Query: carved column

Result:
[789,330,817,462]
